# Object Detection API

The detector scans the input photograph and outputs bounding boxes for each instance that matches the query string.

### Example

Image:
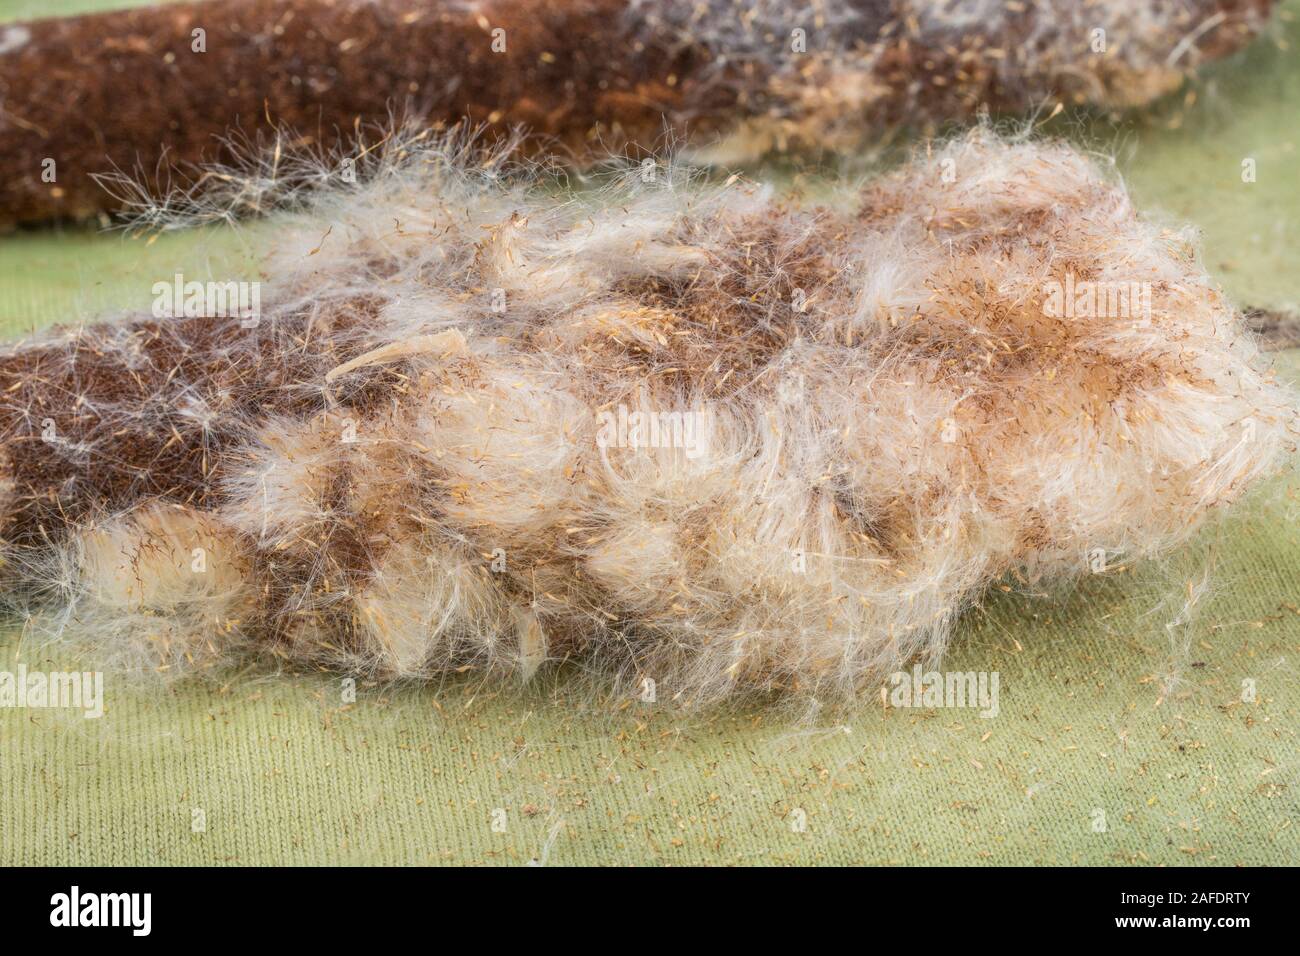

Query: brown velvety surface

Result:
[0,0,1277,226]
[0,0,727,225]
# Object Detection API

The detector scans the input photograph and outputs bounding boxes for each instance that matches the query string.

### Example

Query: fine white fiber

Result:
[0,127,1293,705]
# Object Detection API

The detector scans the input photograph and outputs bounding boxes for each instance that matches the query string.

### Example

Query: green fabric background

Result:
[0,0,1296,866]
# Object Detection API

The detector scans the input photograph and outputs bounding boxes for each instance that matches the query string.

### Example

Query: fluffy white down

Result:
[11,128,1293,704]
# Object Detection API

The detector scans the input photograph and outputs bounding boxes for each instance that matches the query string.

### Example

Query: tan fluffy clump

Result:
[0,128,1293,704]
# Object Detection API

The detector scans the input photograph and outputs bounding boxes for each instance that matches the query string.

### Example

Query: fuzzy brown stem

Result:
[0,0,1277,226]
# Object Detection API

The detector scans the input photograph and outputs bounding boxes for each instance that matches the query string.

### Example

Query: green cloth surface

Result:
[0,0,1298,866]
[0,0,164,20]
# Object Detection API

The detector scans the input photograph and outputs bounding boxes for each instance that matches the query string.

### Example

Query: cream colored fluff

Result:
[5,128,1294,704]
